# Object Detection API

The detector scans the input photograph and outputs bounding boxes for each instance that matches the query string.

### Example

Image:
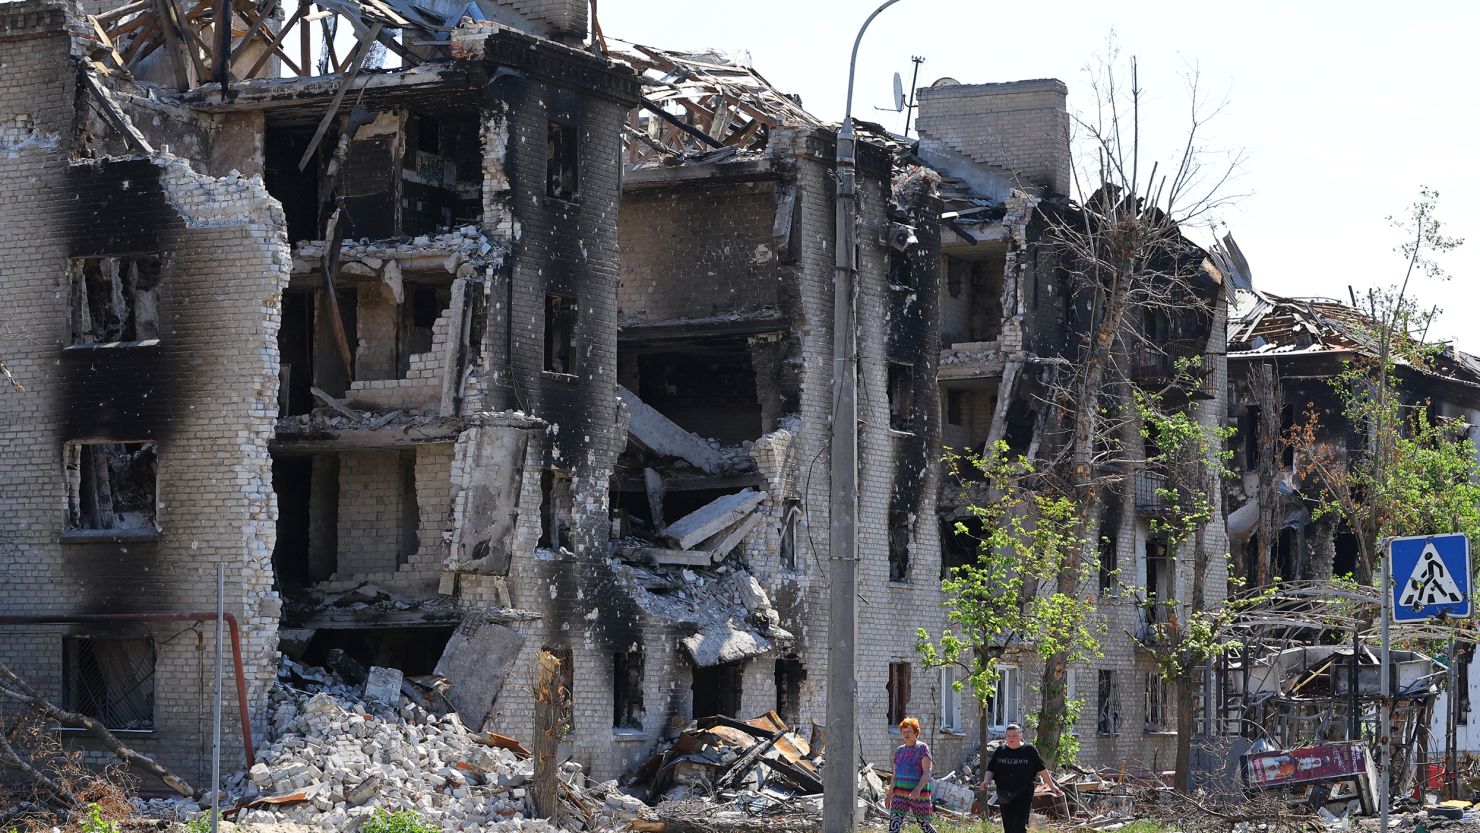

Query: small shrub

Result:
[360,808,440,833]
[79,804,119,833]
[184,811,217,833]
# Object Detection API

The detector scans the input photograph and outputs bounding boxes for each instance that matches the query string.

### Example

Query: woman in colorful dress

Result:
[890,717,939,833]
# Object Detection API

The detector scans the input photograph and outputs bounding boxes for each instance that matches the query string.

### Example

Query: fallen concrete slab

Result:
[433,616,525,729]
[617,385,726,474]
[663,489,765,550]
[697,511,762,561]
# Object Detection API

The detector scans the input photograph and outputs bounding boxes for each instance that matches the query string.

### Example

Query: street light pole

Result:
[826,4,904,833]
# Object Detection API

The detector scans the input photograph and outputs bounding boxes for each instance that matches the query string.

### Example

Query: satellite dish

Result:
[892,72,906,112]
[931,76,961,87]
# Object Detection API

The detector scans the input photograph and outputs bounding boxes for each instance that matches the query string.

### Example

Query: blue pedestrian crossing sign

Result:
[1389,533,1471,622]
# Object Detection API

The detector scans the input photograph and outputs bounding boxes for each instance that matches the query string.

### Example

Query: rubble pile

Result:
[223,660,587,833]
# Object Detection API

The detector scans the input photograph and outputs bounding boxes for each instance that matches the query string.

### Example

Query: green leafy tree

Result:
[1131,359,1273,791]
[917,442,1103,765]
[1288,189,1478,583]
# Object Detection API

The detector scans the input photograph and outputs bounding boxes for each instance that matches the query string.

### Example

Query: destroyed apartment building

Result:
[0,0,1232,793]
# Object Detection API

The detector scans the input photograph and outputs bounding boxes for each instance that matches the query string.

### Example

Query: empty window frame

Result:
[692,661,745,719]
[539,469,573,550]
[887,363,913,431]
[887,661,911,726]
[70,255,163,345]
[775,654,806,727]
[546,121,578,201]
[987,664,1021,728]
[63,636,155,730]
[946,389,964,427]
[397,450,419,566]
[613,649,644,730]
[779,499,801,571]
[888,511,911,582]
[940,666,961,732]
[1097,670,1119,735]
[1144,673,1172,733]
[63,442,158,534]
[544,293,577,375]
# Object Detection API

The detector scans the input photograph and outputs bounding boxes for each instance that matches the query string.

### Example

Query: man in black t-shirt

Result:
[981,724,1060,833]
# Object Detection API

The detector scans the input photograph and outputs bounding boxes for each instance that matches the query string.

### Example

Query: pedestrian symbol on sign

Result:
[1387,533,1470,622]
[1398,542,1465,609]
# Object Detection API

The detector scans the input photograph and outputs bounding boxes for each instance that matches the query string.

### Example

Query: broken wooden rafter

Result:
[639,98,724,150]
[79,65,154,154]
[296,19,382,171]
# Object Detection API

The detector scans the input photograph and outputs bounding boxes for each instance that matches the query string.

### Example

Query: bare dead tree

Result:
[1026,46,1245,765]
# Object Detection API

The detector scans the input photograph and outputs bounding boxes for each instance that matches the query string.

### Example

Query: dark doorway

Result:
[301,626,455,675]
[272,456,314,591]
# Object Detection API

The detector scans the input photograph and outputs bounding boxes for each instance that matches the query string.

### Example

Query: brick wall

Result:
[0,0,288,780]
[618,180,781,321]
[916,79,1071,197]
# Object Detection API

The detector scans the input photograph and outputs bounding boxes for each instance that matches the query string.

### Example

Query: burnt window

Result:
[1144,673,1172,733]
[69,255,163,345]
[63,636,155,730]
[779,499,801,571]
[946,389,964,426]
[1099,527,1118,593]
[1097,670,1119,735]
[398,450,419,566]
[546,121,578,201]
[888,511,911,582]
[1241,405,1261,470]
[63,442,158,536]
[887,363,913,431]
[887,661,911,726]
[539,469,572,550]
[775,655,805,726]
[1145,537,1172,623]
[544,293,577,375]
[613,648,644,730]
[940,517,975,580]
[692,661,745,718]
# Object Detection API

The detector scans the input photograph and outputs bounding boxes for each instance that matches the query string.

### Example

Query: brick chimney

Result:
[915,78,1071,196]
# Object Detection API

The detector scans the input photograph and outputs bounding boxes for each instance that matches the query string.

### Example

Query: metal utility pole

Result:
[211,563,224,833]
[1379,539,1391,833]
[825,3,904,833]
[902,55,925,136]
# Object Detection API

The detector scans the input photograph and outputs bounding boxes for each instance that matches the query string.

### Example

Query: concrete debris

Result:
[662,489,765,551]
[616,386,728,474]
[216,658,593,832]
[433,616,526,729]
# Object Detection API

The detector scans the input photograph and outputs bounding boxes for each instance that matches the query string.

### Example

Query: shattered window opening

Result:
[1144,537,1172,625]
[779,499,801,571]
[397,450,419,567]
[546,646,574,736]
[1097,669,1118,735]
[691,660,744,719]
[940,666,961,732]
[69,254,163,346]
[986,664,1020,728]
[612,649,644,730]
[1144,673,1172,733]
[63,635,155,731]
[63,441,158,536]
[546,121,579,201]
[539,469,573,550]
[887,661,911,726]
[544,294,577,375]
[946,389,964,427]
[775,655,805,727]
[887,363,913,432]
[888,511,911,582]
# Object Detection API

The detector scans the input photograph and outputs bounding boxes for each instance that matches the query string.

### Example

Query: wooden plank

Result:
[298,0,309,74]
[89,15,126,70]
[224,0,275,67]
[123,23,162,66]
[242,3,303,78]
[79,67,154,154]
[152,0,195,90]
[95,1,151,25]
[296,20,381,171]
[320,15,339,72]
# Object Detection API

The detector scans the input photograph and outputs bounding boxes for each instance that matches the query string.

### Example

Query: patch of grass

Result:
[360,808,440,833]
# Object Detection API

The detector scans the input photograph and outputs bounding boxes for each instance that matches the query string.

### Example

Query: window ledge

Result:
[60,529,161,544]
[543,196,581,210]
[64,339,161,351]
[887,428,915,438]
[939,728,967,738]
[1143,730,1178,736]
[888,579,912,587]
[611,729,647,742]
[541,370,578,383]
[55,726,155,735]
